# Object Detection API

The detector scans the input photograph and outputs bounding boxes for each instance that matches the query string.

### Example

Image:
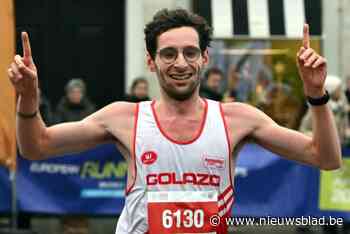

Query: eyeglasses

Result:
[157,46,202,64]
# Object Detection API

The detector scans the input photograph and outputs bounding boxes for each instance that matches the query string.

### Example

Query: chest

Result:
[136,136,229,189]
[158,118,203,142]
[136,118,229,175]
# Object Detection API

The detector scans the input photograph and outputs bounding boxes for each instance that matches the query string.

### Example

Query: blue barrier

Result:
[0,143,349,218]
[0,167,11,212]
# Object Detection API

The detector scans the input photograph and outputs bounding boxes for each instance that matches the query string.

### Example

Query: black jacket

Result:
[55,97,96,123]
[199,85,223,101]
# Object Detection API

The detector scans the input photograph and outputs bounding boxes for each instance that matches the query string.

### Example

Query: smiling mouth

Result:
[169,73,193,80]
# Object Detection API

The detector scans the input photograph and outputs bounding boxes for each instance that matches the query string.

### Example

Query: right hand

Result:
[8,32,38,97]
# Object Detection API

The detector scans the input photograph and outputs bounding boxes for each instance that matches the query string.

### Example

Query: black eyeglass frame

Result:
[156,46,202,64]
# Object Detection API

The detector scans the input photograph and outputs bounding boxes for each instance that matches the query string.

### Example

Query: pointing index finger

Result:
[21,31,32,59]
[303,23,310,49]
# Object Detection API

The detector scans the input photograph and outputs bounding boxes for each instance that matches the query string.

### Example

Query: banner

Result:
[0,0,16,170]
[319,157,350,212]
[1,144,350,219]
[233,144,319,217]
[17,144,126,215]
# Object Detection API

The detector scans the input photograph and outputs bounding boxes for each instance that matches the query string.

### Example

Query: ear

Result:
[146,52,156,72]
[202,49,209,66]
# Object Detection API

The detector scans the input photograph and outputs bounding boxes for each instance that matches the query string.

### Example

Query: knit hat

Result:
[324,75,342,95]
[65,78,86,94]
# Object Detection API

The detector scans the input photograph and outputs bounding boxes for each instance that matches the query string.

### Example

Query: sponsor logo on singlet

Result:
[202,155,225,170]
[146,172,220,186]
[141,151,158,165]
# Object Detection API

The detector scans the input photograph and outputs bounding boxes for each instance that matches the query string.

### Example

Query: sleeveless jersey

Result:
[115,99,234,234]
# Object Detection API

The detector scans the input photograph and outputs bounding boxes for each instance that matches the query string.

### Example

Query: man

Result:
[8,8,341,234]
[200,67,224,101]
[55,78,96,123]
[124,77,150,102]
[54,78,96,234]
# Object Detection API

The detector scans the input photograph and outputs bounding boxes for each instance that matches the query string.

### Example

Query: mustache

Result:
[165,63,203,76]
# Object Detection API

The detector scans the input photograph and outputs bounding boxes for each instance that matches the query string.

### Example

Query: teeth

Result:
[170,74,191,80]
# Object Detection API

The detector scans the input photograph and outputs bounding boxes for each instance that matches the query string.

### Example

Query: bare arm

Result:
[225,25,341,170]
[16,94,115,159]
[255,25,341,170]
[252,105,341,170]
[9,32,134,160]
[225,102,341,170]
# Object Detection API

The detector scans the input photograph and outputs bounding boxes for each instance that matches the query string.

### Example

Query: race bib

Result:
[147,191,218,234]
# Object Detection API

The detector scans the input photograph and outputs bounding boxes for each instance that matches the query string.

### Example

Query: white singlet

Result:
[115,99,234,234]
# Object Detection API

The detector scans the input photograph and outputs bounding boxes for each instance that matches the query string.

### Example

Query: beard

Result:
[156,65,202,101]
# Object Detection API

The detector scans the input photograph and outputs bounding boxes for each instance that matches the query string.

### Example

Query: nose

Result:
[173,51,188,68]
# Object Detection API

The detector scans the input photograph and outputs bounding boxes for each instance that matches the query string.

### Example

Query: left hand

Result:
[296,24,327,98]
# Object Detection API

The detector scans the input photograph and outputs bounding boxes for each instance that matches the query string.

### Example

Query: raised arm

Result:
[254,24,341,170]
[7,32,132,160]
[224,24,341,170]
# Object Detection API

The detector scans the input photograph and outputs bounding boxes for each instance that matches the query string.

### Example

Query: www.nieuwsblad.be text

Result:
[209,215,343,227]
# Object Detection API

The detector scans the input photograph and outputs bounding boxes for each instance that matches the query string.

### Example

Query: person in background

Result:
[199,67,223,101]
[300,75,348,144]
[345,76,350,123]
[298,75,347,234]
[55,79,95,234]
[254,70,274,108]
[124,77,150,102]
[222,65,239,103]
[38,88,54,126]
[345,76,350,103]
[15,89,53,230]
[55,78,96,123]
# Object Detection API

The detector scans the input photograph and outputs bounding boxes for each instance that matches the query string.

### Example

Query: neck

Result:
[157,91,203,116]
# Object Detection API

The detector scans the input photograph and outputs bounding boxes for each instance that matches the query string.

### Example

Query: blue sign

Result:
[234,144,350,219]
[17,144,126,215]
[0,166,11,212]
[0,143,349,219]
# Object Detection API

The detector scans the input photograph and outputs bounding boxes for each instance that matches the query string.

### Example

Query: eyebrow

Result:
[159,46,200,50]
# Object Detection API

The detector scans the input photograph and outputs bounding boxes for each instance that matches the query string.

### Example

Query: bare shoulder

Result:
[221,102,266,123]
[83,101,138,151]
[84,101,138,136]
[220,102,274,144]
[85,101,136,122]
[98,101,137,120]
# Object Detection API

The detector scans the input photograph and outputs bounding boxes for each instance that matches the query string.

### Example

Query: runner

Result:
[8,8,341,234]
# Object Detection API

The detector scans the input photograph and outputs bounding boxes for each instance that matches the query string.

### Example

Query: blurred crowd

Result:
[38,68,350,148]
[200,65,350,147]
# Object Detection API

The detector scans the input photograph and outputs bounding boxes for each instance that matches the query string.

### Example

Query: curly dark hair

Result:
[144,8,212,60]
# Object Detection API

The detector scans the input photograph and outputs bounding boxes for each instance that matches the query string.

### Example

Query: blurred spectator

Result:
[55,79,95,234]
[55,78,96,123]
[345,76,350,103]
[345,76,350,123]
[223,65,239,103]
[237,63,254,102]
[254,70,274,107]
[200,67,223,101]
[300,75,348,145]
[125,77,150,102]
[299,75,348,234]
[258,61,300,129]
[16,89,53,230]
[38,89,54,126]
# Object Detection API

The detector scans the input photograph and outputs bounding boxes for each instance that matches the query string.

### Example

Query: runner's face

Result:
[148,27,209,101]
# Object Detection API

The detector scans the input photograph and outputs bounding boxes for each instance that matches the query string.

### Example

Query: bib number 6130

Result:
[162,209,204,229]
